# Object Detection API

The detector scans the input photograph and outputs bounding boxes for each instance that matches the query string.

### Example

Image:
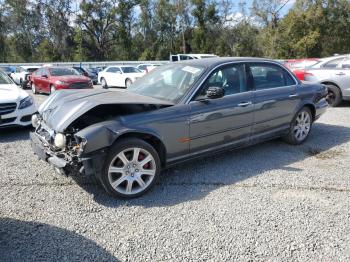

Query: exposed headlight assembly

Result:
[54,133,67,149]
[18,96,34,109]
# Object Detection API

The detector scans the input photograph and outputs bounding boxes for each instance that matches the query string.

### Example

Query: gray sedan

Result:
[30,57,328,198]
[304,54,350,106]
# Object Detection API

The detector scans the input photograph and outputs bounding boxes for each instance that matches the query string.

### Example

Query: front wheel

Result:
[125,78,132,88]
[99,138,161,198]
[101,78,108,89]
[283,107,312,145]
[31,82,37,94]
[50,85,56,94]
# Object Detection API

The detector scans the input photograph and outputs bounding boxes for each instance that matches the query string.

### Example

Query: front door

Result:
[189,63,254,154]
[336,58,350,98]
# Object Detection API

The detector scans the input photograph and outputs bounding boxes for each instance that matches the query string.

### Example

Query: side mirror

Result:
[42,74,48,78]
[116,71,122,74]
[206,86,225,99]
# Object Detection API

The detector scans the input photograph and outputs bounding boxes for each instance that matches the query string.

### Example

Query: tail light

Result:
[304,71,314,77]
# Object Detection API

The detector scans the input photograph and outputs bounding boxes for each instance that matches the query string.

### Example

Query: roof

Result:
[21,66,40,69]
[173,57,279,68]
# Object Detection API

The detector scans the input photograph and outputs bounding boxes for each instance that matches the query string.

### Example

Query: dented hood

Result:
[38,89,174,132]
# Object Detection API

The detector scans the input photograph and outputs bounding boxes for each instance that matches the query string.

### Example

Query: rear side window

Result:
[341,58,350,69]
[323,58,344,68]
[106,67,120,73]
[248,63,296,90]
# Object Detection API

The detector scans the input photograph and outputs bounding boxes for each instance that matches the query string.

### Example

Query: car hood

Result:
[0,84,29,103]
[51,75,90,83]
[38,89,174,132]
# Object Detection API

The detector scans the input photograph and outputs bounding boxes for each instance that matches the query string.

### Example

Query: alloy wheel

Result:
[108,147,156,195]
[293,111,311,141]
[50,85,56,94]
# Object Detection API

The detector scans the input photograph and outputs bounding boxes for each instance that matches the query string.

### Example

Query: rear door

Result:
[247,62,301,141]
[189,63,254,153]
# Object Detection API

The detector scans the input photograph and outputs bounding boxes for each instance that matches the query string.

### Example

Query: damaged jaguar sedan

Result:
[30,58,328,198]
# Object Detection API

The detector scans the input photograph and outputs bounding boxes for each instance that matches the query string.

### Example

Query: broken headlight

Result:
[54,133,67,149]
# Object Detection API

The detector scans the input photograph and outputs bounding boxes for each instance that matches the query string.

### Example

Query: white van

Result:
[170,54,217,62]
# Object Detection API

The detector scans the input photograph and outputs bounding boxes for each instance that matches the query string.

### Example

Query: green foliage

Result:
[0,0,350,62]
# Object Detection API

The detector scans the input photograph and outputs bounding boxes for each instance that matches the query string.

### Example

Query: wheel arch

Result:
[114,131,167,167]
[301,103,316,121]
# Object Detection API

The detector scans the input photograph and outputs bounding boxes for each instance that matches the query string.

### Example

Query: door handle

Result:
[237,101,252,107]
[289,94,299,98]
[335,72,345,76]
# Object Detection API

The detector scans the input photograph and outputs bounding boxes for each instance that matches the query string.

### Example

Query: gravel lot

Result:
[1,88,350,261]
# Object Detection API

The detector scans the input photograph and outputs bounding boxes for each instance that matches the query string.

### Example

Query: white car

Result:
[136,64,162,73]
[10,66,40,87]
[0,71,36,128]
[98,66,145,88]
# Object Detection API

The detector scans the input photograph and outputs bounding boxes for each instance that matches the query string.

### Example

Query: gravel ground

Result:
[1,89,350,261]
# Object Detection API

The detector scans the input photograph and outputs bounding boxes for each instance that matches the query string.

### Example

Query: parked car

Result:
[304,54,350,106]
[10,66,40,88]
[284,58,320,81]
[0,70,36,128]
[98,66,145,88]
[30,67,93,95]
[30,57,328,198]
[136,64,162,73]
[73,66,98,84]
[0,66,14,77]
[170,54,217,62]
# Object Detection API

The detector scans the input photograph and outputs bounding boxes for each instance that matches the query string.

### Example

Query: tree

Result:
[77,0,118,60]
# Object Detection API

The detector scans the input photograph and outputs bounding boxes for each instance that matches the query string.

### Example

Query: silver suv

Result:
[304,54,350,106]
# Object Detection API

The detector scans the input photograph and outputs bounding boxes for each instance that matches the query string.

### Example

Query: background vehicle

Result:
[30,58,327,198]
[11,66,40,88]
[0,70,36,128]
[0,66,14,77]
[98,66,145,88]
[304,54,350,106]
[73,66,98,84]
[136,64,162,73]
[170,54,217,62]
[284,58,320,81]
[30,67,93,95]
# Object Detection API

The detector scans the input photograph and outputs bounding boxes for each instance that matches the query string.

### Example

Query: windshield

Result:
[128,64,205,103]
[26,68,39,73]
[0,71,14,84]
[50,67,79,76]
[121,67,141,73]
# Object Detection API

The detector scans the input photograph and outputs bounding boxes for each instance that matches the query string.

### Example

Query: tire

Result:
[125,78,132,88]
[283,107,313,145]
[50,85,56,95]
[99,138,161,198]
[31,82,37,94]
[325,84,342,107]
[101,78,108,89]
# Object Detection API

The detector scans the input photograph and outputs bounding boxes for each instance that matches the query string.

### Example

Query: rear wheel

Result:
[284,107,312,145]
[101,78,108,89]
[325,84,342,107]
[99,138,161,198]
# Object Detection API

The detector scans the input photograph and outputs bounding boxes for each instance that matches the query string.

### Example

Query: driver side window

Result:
[197,63,247,98]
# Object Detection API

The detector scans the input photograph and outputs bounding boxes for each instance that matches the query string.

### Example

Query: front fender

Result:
[75,121,163,155]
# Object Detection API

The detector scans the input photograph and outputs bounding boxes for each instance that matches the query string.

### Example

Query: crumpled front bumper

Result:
[30,131,106,177]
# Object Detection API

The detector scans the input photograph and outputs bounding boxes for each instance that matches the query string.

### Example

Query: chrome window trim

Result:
[185,60,298,104]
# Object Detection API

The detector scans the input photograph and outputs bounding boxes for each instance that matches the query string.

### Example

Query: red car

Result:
[30,67,93,94]
[284,58,320,81]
